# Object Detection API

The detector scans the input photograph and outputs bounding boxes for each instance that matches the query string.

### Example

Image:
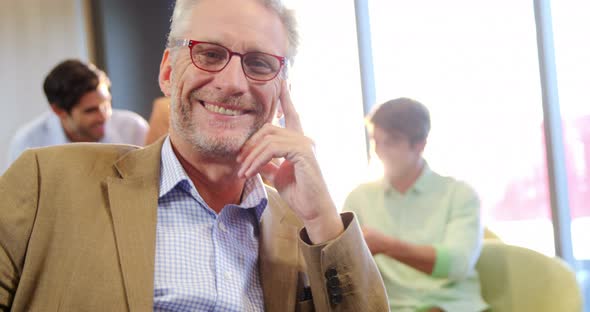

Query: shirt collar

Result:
[240,173,268,221]
[159,137,267,221]
[159,137,191,198]
[411,162,432,193]
[381,161,432,195]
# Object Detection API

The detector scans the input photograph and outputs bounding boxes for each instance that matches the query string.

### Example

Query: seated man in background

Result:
[6,59,148,166]
[344,98,488,312]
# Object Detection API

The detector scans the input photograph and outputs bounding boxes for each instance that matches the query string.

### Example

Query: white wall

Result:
[0,0,91,169]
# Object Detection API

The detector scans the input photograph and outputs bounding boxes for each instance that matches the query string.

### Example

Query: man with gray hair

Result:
[0,0,388,311]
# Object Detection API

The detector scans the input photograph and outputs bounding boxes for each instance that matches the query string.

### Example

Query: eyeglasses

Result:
[169,39,287,82]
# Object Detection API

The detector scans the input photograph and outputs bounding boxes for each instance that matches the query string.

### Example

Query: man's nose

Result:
[213,55,249,95]
[98,104,112,121]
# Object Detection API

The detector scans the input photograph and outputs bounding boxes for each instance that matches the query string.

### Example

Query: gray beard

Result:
[171,90,265,160]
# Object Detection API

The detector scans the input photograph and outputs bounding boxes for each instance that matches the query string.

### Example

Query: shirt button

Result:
[219,222,227,232]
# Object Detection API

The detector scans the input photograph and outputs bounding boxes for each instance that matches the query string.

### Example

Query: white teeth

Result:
[204,103,242,116]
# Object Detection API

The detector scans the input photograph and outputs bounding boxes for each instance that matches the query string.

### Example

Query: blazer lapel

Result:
[259,189,303,312]
[106,139,164,311]
[105,138,302,311]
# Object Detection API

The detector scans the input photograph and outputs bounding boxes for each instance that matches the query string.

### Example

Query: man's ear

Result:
[416,140,427,153]
[159,49,173,96]
[50,104,69,120]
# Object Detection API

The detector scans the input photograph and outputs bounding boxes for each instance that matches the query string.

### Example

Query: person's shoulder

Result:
[111,108,142,118]
[34,143,139,167]
[430,169,478,198]
[429,168,460,185]
[343,180,382,208]
[110,109,148,126]
[5,143,141,180]
[8,112,56,160]
[11,112,54,142]
[34,143,139,162]
[349,180,383,196]
[104,109,149,146]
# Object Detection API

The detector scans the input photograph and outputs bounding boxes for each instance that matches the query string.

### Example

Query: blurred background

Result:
[1,0,588,310]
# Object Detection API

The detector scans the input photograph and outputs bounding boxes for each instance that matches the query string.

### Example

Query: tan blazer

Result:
[0,139,388,312]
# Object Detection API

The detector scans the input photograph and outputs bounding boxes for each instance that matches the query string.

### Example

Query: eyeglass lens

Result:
[191,42,282,80]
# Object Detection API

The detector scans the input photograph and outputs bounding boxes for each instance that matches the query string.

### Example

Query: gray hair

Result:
[167,0,299,65]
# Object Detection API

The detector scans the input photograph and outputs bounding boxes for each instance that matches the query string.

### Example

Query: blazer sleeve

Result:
[298,212,389,311]
[0,150,40,311]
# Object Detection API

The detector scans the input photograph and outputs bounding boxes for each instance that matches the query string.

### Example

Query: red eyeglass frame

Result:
[170,39,287,82]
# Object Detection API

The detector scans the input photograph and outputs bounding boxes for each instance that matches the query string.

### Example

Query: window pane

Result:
[283,1,369,209]
[552,0,590,261]
[552,0,590,309]
[369,0,554,255]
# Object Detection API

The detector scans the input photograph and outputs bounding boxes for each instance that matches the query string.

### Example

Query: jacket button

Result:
[327,276,340,288]
[325,267,338,279]
[328,286,342,297]
[330,293,343,305]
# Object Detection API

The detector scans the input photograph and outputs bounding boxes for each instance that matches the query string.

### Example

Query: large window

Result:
[552,0,590,305]
[283,1,369,209]
[552,0,590,261]
[368,0,554,255]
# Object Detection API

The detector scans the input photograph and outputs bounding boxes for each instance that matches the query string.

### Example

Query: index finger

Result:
[279,80,303,134]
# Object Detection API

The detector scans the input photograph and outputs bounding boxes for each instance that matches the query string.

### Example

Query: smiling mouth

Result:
[199,100,251,116]
[92,123,105,130]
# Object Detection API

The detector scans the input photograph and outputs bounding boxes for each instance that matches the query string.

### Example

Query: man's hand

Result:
[362,227,389,255]
[237,80,343,244]
[362,227,437,274]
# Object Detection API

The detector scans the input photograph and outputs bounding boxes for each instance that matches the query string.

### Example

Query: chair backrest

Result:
[483,227,502,241]
[476,241,583,312]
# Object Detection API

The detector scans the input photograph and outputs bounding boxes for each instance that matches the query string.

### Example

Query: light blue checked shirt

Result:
[153,137,267,311]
